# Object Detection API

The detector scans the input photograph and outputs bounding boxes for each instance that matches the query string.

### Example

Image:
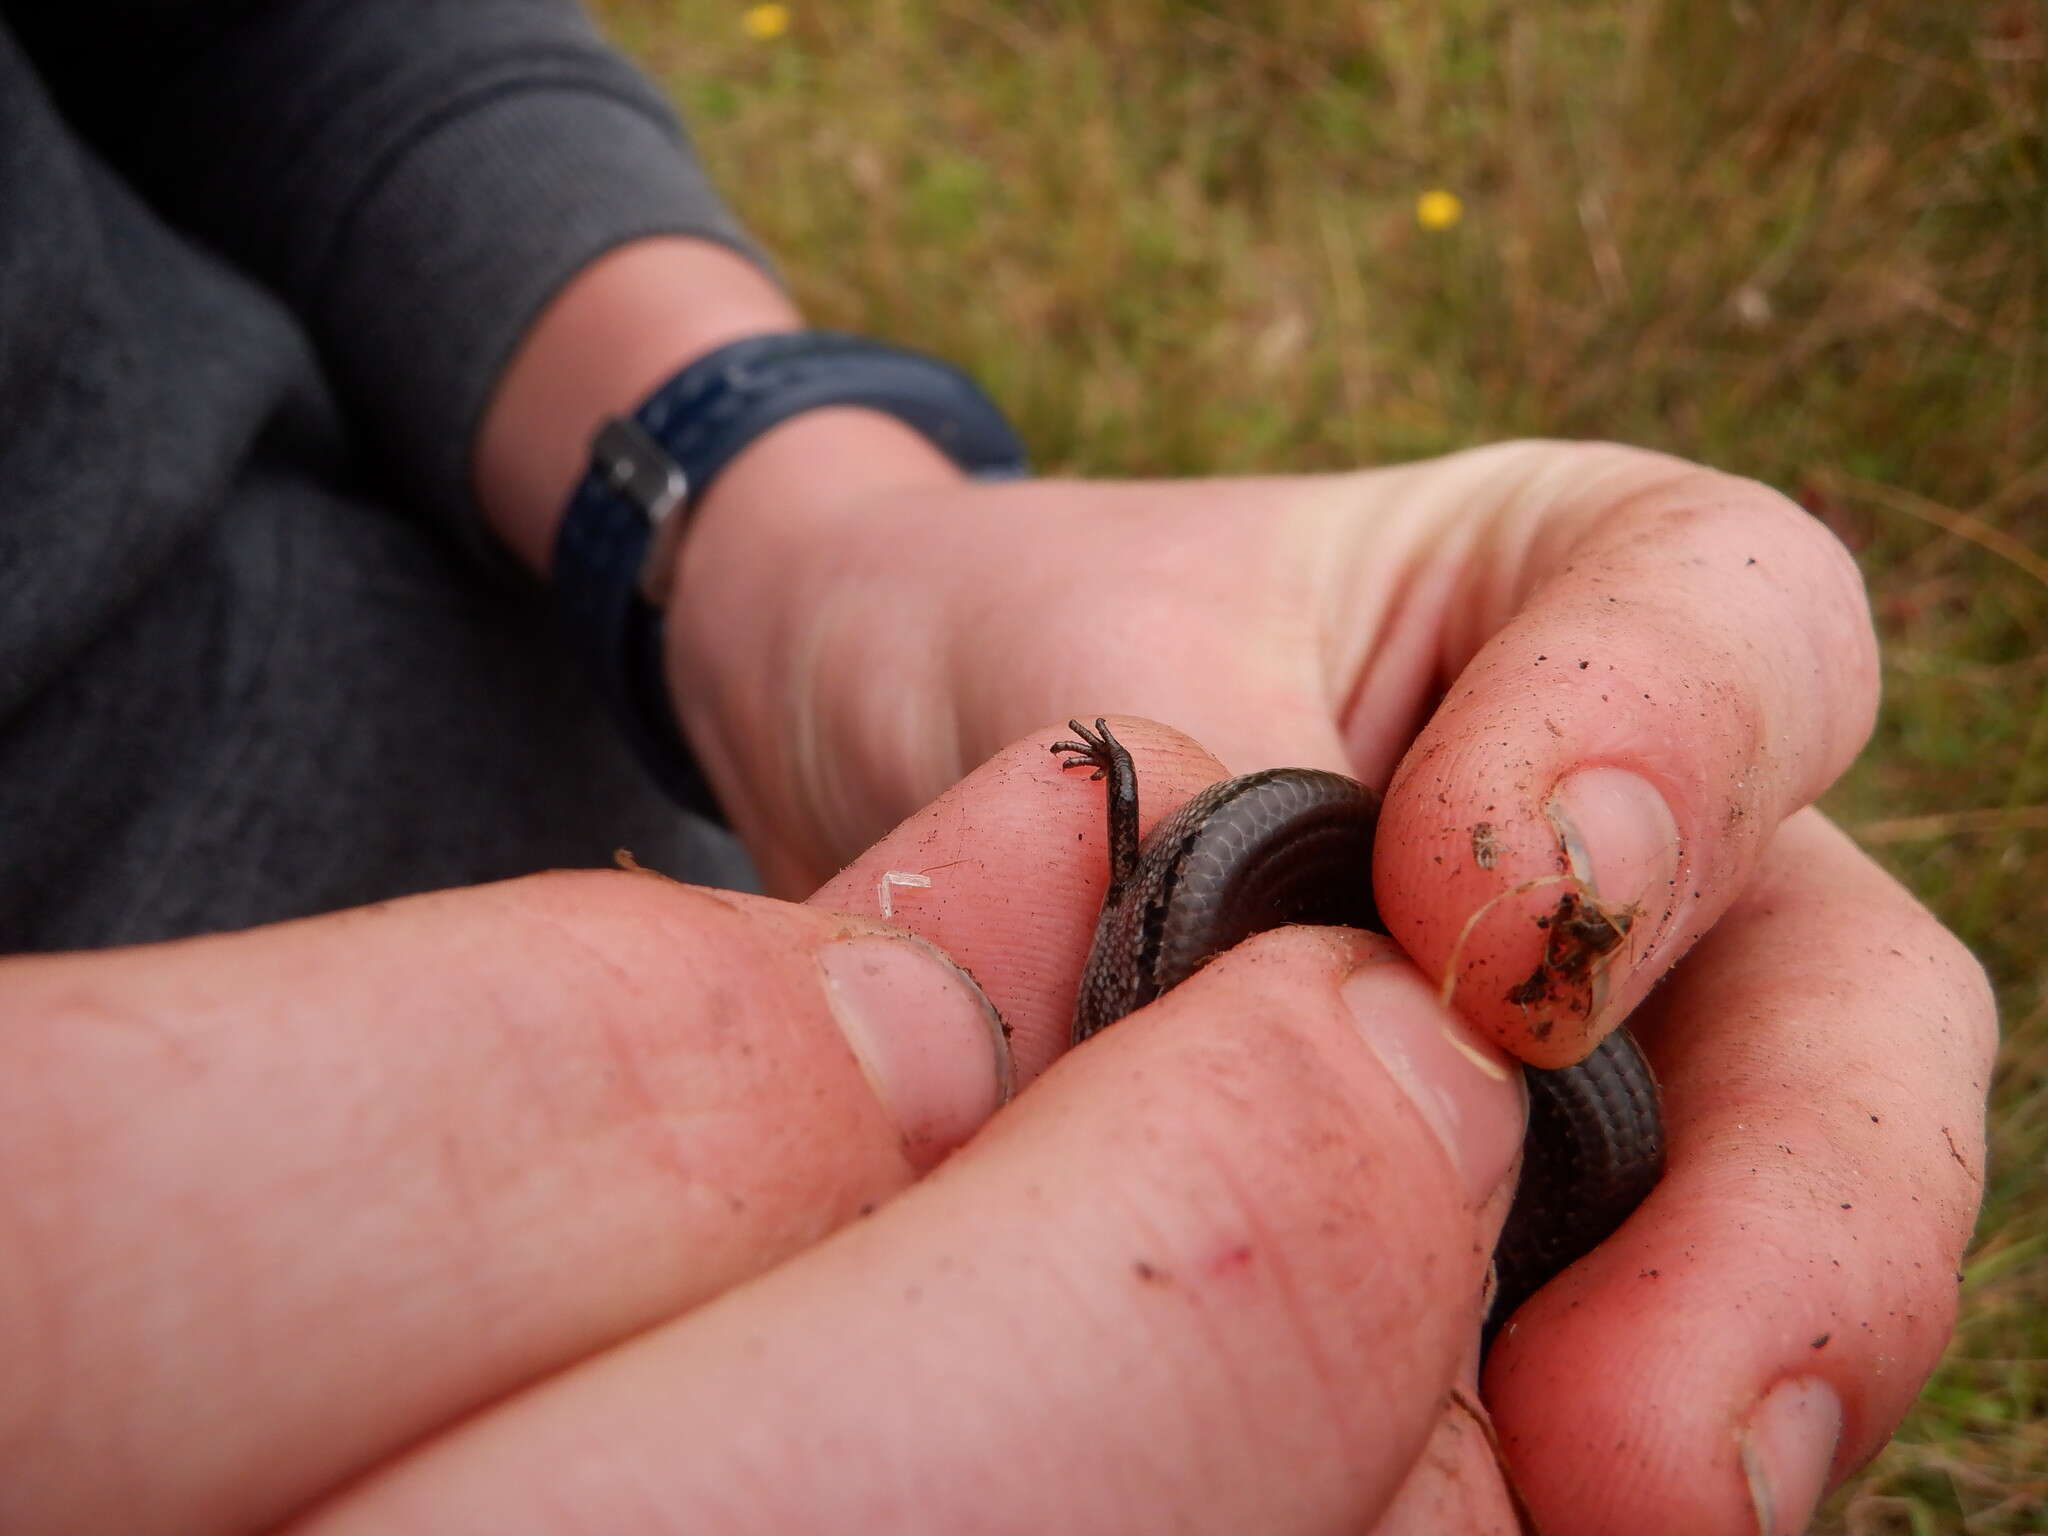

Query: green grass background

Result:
[597,3,2045,1527]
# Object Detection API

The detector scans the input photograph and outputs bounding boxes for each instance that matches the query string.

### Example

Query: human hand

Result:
[668,440,1996,1532]
[6,731,1576,1534]
[0,851,1015,1532]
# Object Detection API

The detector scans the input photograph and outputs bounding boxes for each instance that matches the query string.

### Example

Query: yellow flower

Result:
[1415,189,1464,231]
[741,3,791,40]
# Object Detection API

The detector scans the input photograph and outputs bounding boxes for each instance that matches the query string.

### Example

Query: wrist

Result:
[671,474,978,888]
[662,408,977,884]
[535,308,1013,861]
[474,235,805,573]
[664,401,967,698]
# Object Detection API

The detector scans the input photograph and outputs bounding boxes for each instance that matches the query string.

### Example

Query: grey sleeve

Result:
[14,0,769,541]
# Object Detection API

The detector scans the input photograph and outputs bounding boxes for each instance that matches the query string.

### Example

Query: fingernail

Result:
[1741,1376,1841,1536]
[1343,968,1526,1200]
[819,936,1013,1171]
[1545,768,1683,1025]
[1548,767,1681,908]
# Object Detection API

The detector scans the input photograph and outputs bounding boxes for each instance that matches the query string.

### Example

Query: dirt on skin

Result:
[1505,889,1637,1039]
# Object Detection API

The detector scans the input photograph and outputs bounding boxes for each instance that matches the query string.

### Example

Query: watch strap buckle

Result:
[591,416,690,605]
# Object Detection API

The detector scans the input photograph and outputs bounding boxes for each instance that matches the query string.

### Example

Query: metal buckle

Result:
[592,416,691,606]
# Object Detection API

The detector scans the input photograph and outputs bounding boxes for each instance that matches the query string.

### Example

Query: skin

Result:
[0,237,1996,1534]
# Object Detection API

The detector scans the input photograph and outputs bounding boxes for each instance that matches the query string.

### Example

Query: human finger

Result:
[1369,441,1879,1066]
[1373,1365,1529,1535]
[298,926,1529,1534]
[0,872,1006,1536]
[1482,811,1994,1534]
[809,713,1262,1080]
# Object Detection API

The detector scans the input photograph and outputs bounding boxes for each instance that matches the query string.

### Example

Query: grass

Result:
[598,2,2045,1527]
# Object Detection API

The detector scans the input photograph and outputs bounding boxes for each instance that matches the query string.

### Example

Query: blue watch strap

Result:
[553,331,1030,821]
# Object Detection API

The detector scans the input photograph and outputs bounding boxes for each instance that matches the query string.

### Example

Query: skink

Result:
[1052,717,1664,1339]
